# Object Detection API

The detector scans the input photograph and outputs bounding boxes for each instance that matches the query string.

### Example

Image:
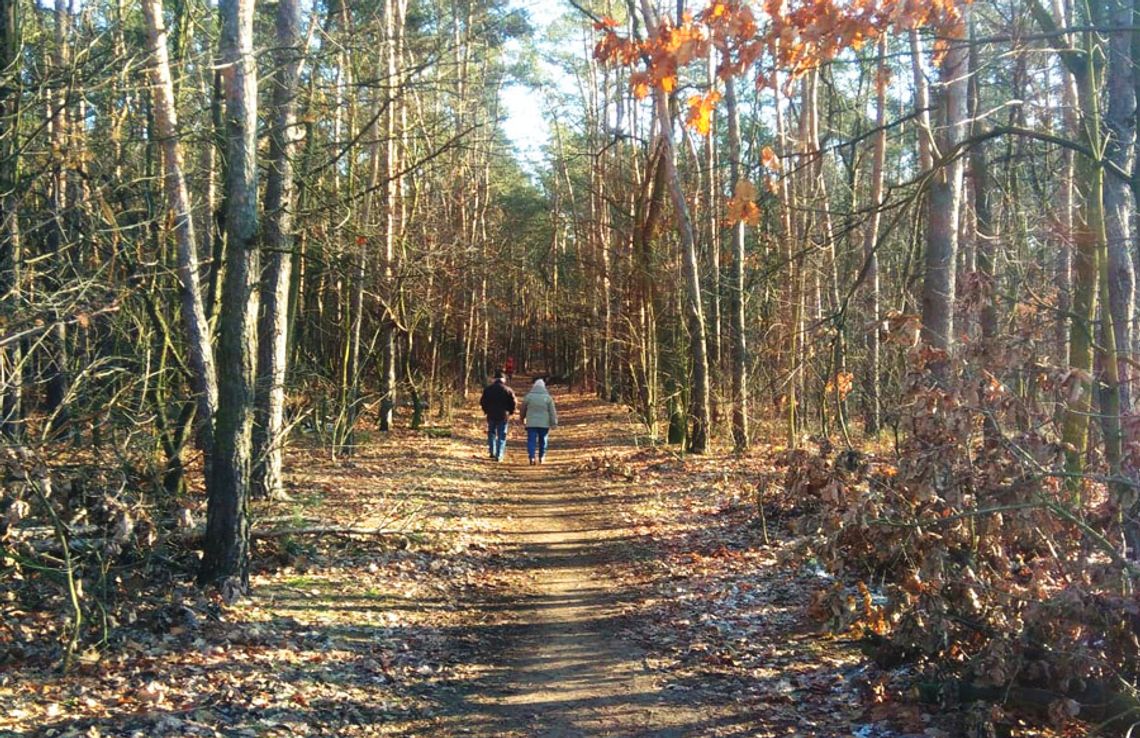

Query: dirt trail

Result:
[5,384,867,738]
[418,384,742,737]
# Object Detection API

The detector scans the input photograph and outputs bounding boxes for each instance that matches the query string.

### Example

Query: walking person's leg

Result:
[537,428,549,463]
[486,418,496,459]
[496,420,508,461]
[527,427,537,464]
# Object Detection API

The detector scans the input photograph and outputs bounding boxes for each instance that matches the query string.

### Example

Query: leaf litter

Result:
[2,396,1073,737]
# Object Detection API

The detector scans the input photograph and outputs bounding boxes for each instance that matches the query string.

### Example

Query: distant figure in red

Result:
[504,356,516,382]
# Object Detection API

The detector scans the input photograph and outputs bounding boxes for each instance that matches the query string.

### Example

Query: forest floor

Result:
[6,383,1002,737]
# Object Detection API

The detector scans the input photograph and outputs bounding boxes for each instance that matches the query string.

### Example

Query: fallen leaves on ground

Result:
[2,399,1074,737]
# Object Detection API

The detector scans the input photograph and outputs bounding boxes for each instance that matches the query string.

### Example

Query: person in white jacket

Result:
[520,378,558,465]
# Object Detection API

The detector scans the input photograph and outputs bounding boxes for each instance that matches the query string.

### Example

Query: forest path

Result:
[418,382,723,737]
[4,382,873,738]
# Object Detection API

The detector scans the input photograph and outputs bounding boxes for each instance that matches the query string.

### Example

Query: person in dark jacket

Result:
[479,370,516,462]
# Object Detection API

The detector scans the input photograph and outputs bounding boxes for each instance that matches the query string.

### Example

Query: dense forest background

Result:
[4,0,1140,731]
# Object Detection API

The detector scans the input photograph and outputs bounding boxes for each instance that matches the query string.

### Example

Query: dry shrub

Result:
[780,346,1140,715]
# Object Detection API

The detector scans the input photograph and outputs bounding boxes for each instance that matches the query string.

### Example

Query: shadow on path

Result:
[410,386,747,737]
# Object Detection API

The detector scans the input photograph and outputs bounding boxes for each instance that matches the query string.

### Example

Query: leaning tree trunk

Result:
[142,0,218,458]
[252,0,303,499]
[639,0,710,454]
[201,0,259,590]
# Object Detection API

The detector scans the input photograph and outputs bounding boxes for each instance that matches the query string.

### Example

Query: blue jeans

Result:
[527,427,549,461]
[487,419,508,460]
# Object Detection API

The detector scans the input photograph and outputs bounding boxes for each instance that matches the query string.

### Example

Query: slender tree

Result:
[861,35,888,435]
[724,72,748,451]
[201,0,260,589]
[920,18,969,381]
[0,0,21,439]
[253,0,303,498]
[142,0,218,458]
[638,0,711,453]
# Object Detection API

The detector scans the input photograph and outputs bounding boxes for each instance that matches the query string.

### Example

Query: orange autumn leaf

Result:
[685,90,721,135]
[760,146,781,172]
[739,201,761,227]
[630,71,651,99]
[594,0,967,116]
[726,179,761,227]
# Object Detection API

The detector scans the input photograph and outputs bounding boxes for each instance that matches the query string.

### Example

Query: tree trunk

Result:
[44,0,72,439]
[252,0,302,499]
[378,0,403,432]
[862,36,888,436]
[920,18,969,380]
[910,29,935,175]
[704,50,722,389]
[200,0,259,590]
[142,0,218,459]
[639,0,710,454]
[1057,51,1077,372]
[969,24,999,443]
[724,74,748,451]
[1103,0,1136,411]
[1028,0,1113,482]
[0,0,22,440]
[774,67,799,447]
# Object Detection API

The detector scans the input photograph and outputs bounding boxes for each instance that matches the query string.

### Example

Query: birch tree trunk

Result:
[252,0,303,498]
[201,0,259,590]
